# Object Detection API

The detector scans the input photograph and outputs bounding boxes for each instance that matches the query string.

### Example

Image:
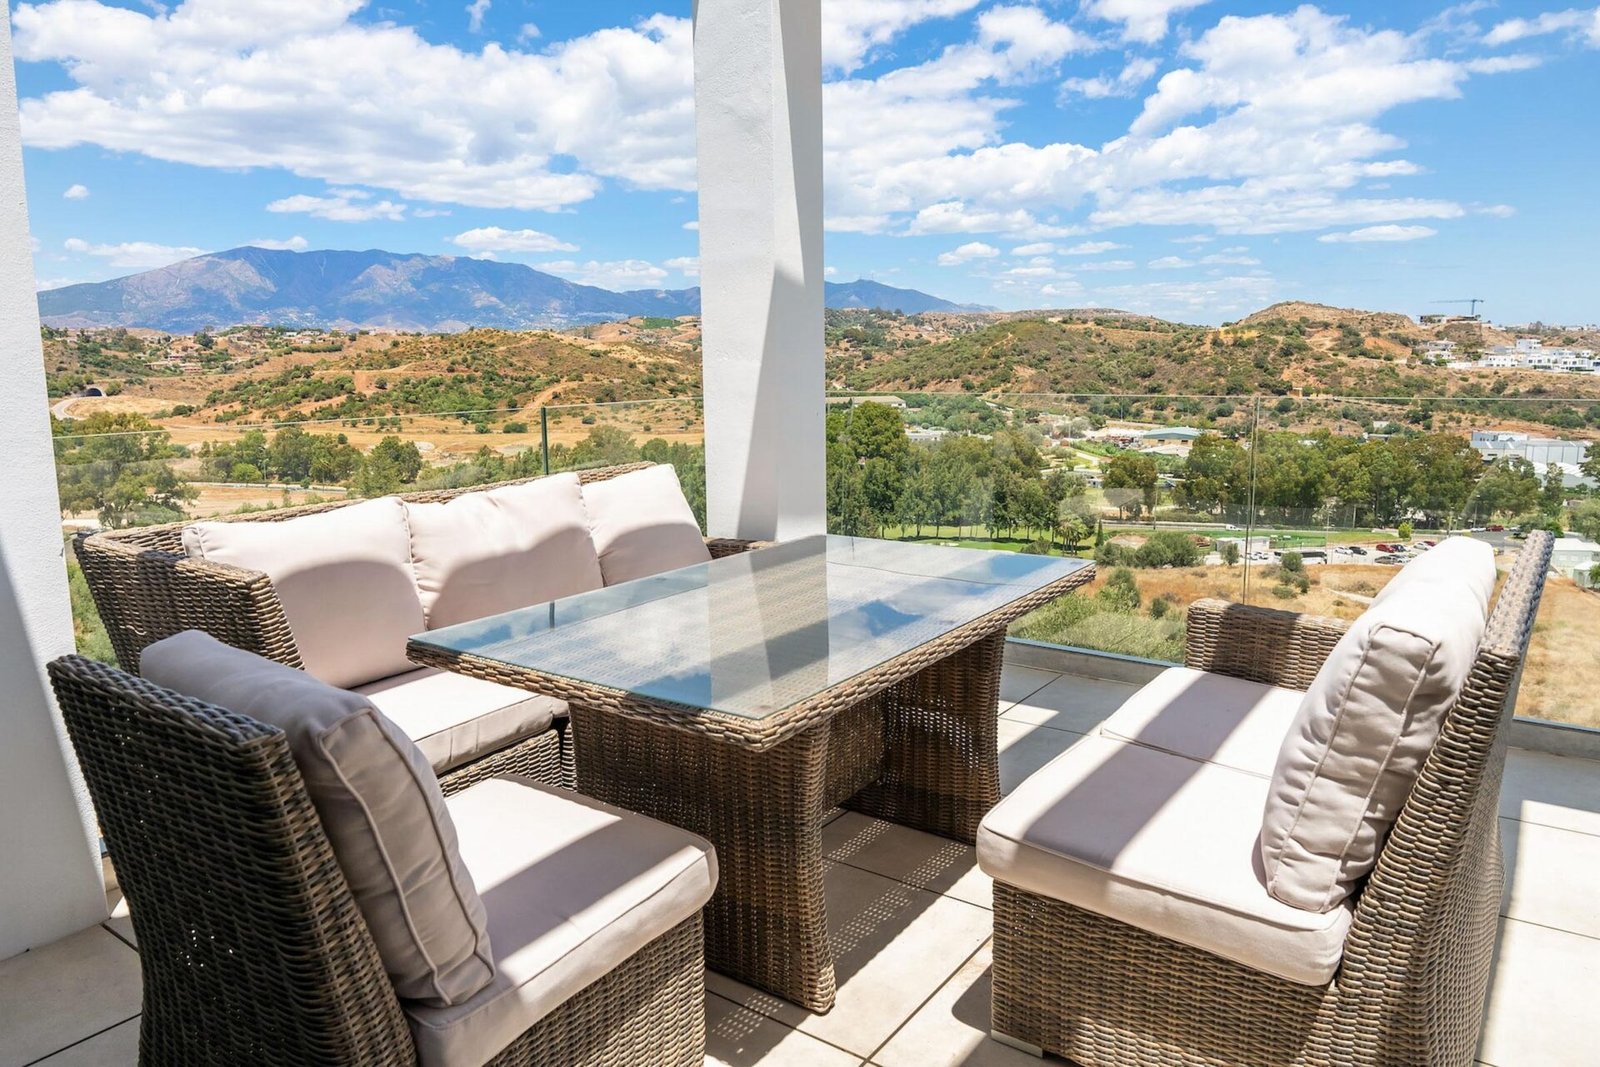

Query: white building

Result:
[1451,338,1599,374]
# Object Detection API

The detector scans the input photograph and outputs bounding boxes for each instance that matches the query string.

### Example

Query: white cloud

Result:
[249,235,309,251]
[541,258,670,289]
[1083,0,1212,44]
[1075,259,1138,271]
[1149,255,1191,269]
[937,240,1001,265]
[267,192,407,221]
[682,220,699,231]
[1010,242,1056,255]
[448,226,577,254]
[1484,8,1600,47]
[62,182,89,199]
[63,237,205,268]
[1062,240,1126,255]
[1317,224,1438,243]
[1476,203,1516,217]
[466,0,490,34]
[1083,273,1277,320]
[412,207,452,218]
[1062,57,1160,99]
[824,265,839,277]
[1172,233,1213,244]
[13,2,694,210]
[821,0,983,73]
[665,255,699,276]
[518,22,541,43]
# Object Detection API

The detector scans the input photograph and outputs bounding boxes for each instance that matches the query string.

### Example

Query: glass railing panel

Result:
[544,397,706,528]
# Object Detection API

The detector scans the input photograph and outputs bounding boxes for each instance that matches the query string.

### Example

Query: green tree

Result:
[1472,456,1541,519]
[53,412,196,528]
[1178,434,1248,512]
[1569,499,1600,544]
[1397,520,1413,541]
[1103,452,1159,519]
[1221,541,1241,567]
[1541,463,1567,513]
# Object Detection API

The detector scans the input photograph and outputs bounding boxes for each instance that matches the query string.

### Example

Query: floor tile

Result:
[824,812,992,909]
[705,991,860,1067]
[1499,748,1600,836]
[30,1017,140,1066]
[998,719,1083,794]
[1477,919,1599,1067]
[1001,672,1137,735]
[1499,817,1600,939]
[0,927,141,1066]
[705,861,992,1058]
[872,940,1049,1067]
[999,665,1059,709]
[102,891,135,950]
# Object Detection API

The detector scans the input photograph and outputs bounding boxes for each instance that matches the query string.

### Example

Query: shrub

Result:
[1149,594,1176,620]
[1133,530,1202,568]
[1098,568,1142,612]
[1279,551,1304,574]
[1021,538,1054,555]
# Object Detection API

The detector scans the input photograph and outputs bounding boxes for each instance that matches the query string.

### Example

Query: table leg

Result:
[571,706,837,1014]
[845,630,1004,843]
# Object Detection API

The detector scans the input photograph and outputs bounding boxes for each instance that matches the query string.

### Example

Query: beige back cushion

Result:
[1260,568,1492,912]
[181,497,424,689]
[140,630,495,1007]
[404,474,604,629]
[581,465,711,585]
[1373,536,1496,615]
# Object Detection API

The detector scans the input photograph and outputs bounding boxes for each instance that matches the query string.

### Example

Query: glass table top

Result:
[413,535,1092,720]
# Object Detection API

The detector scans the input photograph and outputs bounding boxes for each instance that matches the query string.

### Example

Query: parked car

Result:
[1346,545,1369,556]
[1375,554,1405,565]
[1487,524,1506,532]
[1374,542,1399,553]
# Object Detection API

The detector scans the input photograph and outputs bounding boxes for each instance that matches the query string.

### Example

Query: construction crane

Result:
[1433,298,1486,317]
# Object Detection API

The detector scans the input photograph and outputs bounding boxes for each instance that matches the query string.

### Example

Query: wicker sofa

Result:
[979,532,1553,1067]
[75,462,761,793]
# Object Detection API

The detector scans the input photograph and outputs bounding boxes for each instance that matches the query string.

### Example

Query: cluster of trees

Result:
[1176,428,1600,529]
[198,427,427,498]
[53,412,196,529]
[826,403,1093,547]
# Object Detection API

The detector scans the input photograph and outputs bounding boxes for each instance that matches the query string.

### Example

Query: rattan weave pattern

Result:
[48,655,709,1066]
[990,532,1555,1067]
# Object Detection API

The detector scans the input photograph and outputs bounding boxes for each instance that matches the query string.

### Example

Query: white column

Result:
[694,0,826,542]
[0,7,107,958]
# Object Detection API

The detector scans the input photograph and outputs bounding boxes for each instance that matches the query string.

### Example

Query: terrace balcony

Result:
[2,3,1598,1067]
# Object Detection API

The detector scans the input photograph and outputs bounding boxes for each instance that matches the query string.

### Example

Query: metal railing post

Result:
[540,406,551,475]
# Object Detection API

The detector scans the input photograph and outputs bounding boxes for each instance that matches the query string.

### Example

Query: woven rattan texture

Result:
[990,532,1555,1067]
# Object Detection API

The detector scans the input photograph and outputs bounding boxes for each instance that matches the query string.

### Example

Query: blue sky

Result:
[13,0,1600,324]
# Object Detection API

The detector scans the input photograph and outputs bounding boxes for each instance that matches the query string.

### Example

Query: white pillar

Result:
[0,7,107,958]
[694,0,826,542]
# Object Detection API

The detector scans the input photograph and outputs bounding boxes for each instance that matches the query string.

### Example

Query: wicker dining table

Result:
[408,534,1094,1014]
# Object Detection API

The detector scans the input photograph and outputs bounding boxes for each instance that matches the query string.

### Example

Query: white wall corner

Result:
[694,0,826,542]
[0,7,109,958]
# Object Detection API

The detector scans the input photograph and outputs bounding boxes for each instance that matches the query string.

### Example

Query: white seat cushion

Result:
[181,497,425,689]
[140,631,494,1007]
[405,777,717,1067]
[978,735,1352,986]
[404,474,604,630]
[356,668,565,775]
[1098,666,1302,777]
[580,465,711,586]
[1373,535,1496,615]
[1262,570,1492,913]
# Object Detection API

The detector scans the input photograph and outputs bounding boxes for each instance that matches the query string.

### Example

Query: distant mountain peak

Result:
[38,246,984,331]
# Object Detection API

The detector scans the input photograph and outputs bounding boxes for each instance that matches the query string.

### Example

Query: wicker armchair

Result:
[988,532,1554,1067]
[74,462,762,792]
[48,653,709,1067]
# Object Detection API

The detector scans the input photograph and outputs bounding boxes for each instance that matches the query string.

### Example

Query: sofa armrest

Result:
[1184,598,1348,691]
[76,529,303,671]
[703,537,775,559]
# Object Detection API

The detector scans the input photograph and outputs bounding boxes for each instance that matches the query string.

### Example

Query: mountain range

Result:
[37,246,989,331]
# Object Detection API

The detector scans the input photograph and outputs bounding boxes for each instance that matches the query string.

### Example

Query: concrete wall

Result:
[0,8,107,958]
[695,0,826,541]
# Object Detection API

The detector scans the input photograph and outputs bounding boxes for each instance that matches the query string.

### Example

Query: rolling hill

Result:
[36,246,985,331]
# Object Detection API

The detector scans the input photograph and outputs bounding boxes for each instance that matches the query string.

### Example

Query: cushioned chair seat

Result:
[356,669,566,775]
[1096,666,1302,777]
[405,777,717,1067]
[977,735,1352,986]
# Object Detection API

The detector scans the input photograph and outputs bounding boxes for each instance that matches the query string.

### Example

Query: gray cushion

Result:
[355,668,564,775]
[404,474,604,630]
[1260,564,1492,913]
[181,497,425,689]
[405,776,717,1067]
[580,465,710,585]
[978,735,1352,986]
[140,631,495,1007]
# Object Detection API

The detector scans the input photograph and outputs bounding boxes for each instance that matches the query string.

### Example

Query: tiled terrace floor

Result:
[3,663,1597,1066]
